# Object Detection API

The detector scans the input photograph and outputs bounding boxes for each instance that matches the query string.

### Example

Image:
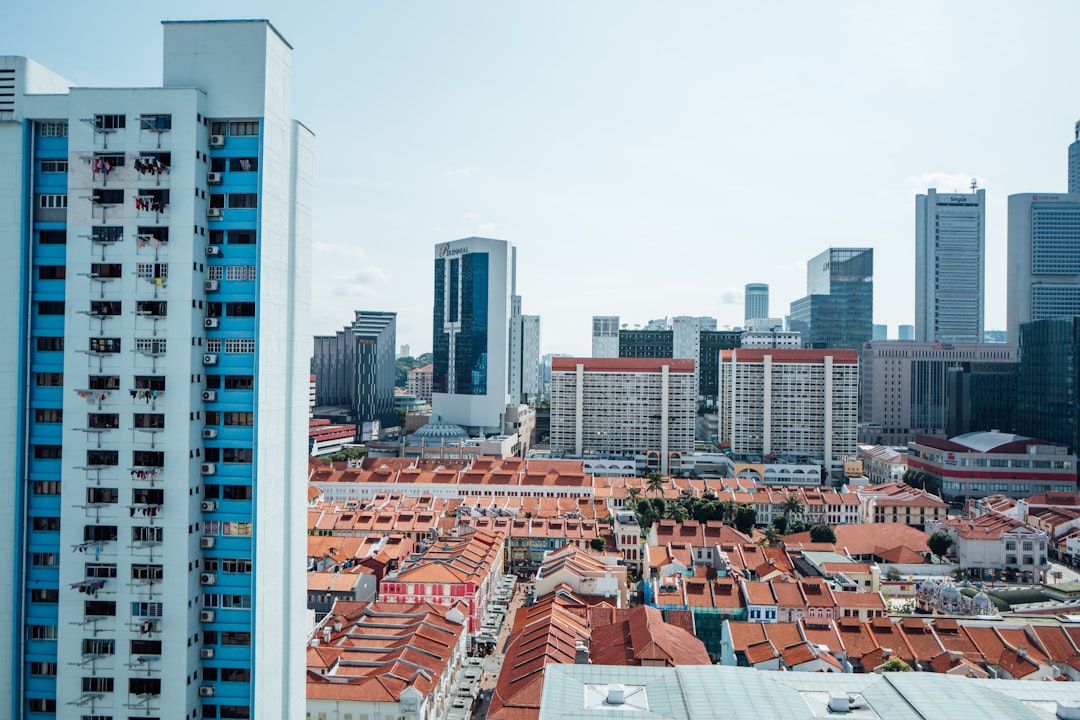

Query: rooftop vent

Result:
[1058,702,1080,720]
[828,692,852,713]
[606,684,625,706]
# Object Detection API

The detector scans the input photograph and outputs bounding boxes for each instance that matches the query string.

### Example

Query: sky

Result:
[4,2,1079,357]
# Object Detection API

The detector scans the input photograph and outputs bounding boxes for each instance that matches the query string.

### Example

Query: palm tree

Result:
[645,471,667,497]
[781,493,803,525]
[626,486,642,509]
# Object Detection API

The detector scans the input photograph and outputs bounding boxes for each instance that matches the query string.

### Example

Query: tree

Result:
[590,537,607,552]
[733,505,757,535]
[903,469,940,496]
[671,504,690,522]
[927,531,954,562]
[324,446,367,462]
[626,486,642,508]
[645,471,667,497]
[809,524,837,544]
[771,515,788,535]
[880,656,912,672]
[886,567,902,581]
[781,493,804,524]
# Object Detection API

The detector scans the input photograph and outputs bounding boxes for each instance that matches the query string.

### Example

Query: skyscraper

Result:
[1069,120,1080,194]
[0,20,311,719]
[1007,193,1080,345]
[312,311,398,435]
[789,247,874,349]
[432,237,515,433]
[744,283,769,323]
[1016,317,1080,455]
[510,313,542,404]
[591,315,620,358]
[915,188,986,343]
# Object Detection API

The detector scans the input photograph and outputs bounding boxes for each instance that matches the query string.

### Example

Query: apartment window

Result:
[220,594,251,609]
[31,553,58,567]
[209,193,225,209]
[34,408,62,423]
[40,159,68,173]
[224,338,255,354]
[133,414,165,429]
[89,338,121,353]
[221,485,253,500]
[36,372,63,386]
[92,226,124,243]
[26,624,58,640]
[221,558,252,574]
[229,158,258,172]
[91,263,123,279]
[30,661,57,676]
[205,375,221,389]
[223,448,253,464]
[83,638,115,656]
[223,412,254,426]
[131,639,161,654]
[28,699,56,712]
[87,450,118,466]
[82,676,115,692]
[38,229,65,244]
[224,375,254,390]
[136,300,167,317]
[135,338,167,355]
[40,121,67,137]
[221,631,250,646]
[32,481,60,496]
[132,450,164,467]
[207,266,224,280]
[84,525,117,542]
[37,301,64,315]
[136,263,168,280]
[225,265,257,281]
[229,120,259,136]
[226,302,255,317]
[38,194,67,208]
[31,588,59,603]
[227,193,258,209]
[132,527,163,543]
[92,189,123,205]
[33,445,62,459]
[38,266,66,280]
[134,375,166,392]
[221,668,251,683]
[86,487,118,504]
[31,517,60,531]
[89,375,120,390]
[129,677,161,697]
[140,114,172,131]
[131,601,163,617]
[84,601,116,618]
[94,114,126,130]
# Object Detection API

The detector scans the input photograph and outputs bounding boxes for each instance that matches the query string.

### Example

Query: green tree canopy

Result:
[927,531,954,560]
[809,524,837,544]
[733,505,757,534]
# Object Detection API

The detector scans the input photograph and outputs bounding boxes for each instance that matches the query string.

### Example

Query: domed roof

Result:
[940,583,960,601]
[919,578,939,592]
[973,592,993,611]
[410,422,469,440]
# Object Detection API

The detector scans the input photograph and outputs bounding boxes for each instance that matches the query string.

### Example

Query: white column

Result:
[762,354,772,455]
[574,364,583,456]
[661,365,670,475]
[824,355,833,467]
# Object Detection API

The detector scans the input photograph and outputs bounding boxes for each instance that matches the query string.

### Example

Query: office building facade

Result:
[718,349,859,466]
[431,237,515,434]
[745,283,769,323]
[789,247,873,349]
[1007,193,1080,345]
[0,20,311,719]
[591,315,620,358]
[858,342,1015,446]
[1016,317,1080,455]
[915,189,986,343]
[510,313,541,404]
[1070,120,1080,194]
[312,310,398,435]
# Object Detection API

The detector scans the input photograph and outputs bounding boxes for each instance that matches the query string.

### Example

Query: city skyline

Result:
[4,3,1080,357]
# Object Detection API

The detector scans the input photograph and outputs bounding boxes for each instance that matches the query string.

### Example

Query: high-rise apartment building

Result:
[549,358,695,475]
[312,311,397,435]
[0,20,311,719]
[1007,193,1080,345]
[858,342,1016,446]
[744,283,769,323]
[431,237,515,434]
[915,188,985,343]
[1069,120,1080,194]
[591,315,620,358]
[718,349,859,467]
[898,324,915,341]
[510,313,541,404]
[617,321,739,406]
[789,247,873,349]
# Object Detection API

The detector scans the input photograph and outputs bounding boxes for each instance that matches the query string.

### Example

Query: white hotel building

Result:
[0,20,311,719]
[549,358,696,476]
[718,349,859,468]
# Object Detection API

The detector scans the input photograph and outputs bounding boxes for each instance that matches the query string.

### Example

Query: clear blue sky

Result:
[5,2,1078,356]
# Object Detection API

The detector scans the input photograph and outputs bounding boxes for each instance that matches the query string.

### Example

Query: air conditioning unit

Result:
[200,610,215,623]
[210,134,225,148]
[200,536,215,549]
[204,317,219,329]
[200,500,218,512]
[199,685,215,697]
[204,280,219,292]
[200,573,217,585]
[200,463,217,476]
[206,207,222,219]
[202,428,218,439]
[200,648,215,659]
[205,246,222,256]
[202,354,217,366]
[207,172,222,184]
[201,390,217,402]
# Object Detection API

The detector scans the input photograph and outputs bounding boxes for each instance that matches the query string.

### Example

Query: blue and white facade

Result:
[0,20,312,720]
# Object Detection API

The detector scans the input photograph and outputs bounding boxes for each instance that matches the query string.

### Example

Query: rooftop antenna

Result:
[970,178,978,193]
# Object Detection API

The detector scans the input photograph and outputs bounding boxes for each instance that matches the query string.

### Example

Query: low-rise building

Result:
[306,601,468,720]
[856,481,948,529]
[927,514,1050,583]
[535,544,627,605]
